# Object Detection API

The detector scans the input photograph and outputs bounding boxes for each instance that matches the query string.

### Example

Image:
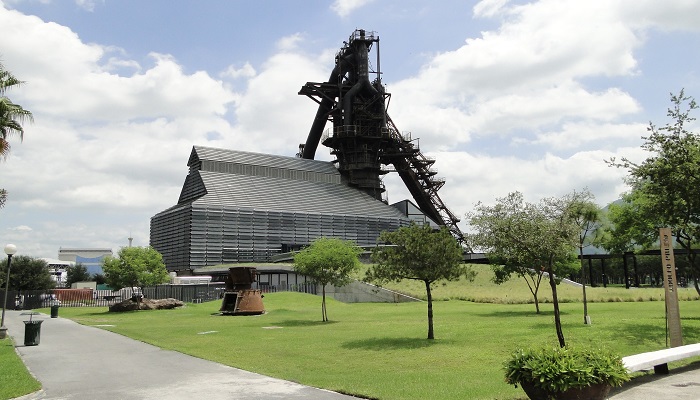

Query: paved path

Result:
[8,309,700,400]
[4,310,358,400]
[607,362,700,400]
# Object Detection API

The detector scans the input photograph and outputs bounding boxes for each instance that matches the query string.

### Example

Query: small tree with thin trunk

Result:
[293,237,362,322]
[467,192,580,348]
[566,189,603,325]
[366,223,473,340]
[467,192,548,313]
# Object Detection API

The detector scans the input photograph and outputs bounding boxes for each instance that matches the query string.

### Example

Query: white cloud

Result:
[75,0,101,12]
[0,6,240,256]
[330,0,376,18]
[0,1,698,259]
[221,63,256,80]
[8,225,32,232]
[427,149,633,215]
[529,122,647,151]
[227,49,330,156]
[473,0,510,18]
[386,0,693,155]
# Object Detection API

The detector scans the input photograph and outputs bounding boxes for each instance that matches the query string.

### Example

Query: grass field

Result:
[0,337,41,399]
[52,291,700,400]
[372,264,700,303]
[3,264,699,400]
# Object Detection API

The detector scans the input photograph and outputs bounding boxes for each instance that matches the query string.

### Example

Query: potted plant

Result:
[504,345,630,400]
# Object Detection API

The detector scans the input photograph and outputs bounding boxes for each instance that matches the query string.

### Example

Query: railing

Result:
[258,283,317,295]
[0,282,318,310]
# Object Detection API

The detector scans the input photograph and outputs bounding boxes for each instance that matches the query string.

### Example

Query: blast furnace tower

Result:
[298,29,465,243]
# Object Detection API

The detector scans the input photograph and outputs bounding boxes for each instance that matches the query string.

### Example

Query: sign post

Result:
[660,228,683,347]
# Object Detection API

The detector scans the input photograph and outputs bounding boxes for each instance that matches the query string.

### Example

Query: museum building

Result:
[150,145,427,273]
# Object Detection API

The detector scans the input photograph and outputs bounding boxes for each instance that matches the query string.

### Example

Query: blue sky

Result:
[1,0,699,259]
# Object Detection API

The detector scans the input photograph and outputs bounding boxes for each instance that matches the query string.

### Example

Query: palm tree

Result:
[0,62,33,158]
[0,62,33,208]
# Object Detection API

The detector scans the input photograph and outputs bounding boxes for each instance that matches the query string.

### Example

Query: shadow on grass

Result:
[610,322,675,347]
[275,319,340,327]
[342,337,447,351]
[70,310,113,317]
[475,309,565,318]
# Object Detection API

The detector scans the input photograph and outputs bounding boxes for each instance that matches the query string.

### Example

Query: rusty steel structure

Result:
[219,267,265,315]
[298,29,465,243]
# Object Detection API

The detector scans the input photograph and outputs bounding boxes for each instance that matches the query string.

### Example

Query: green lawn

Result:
[0,337,41,399]
[49,291,700,400]
[5,266,700,400]
[372,264,700,303]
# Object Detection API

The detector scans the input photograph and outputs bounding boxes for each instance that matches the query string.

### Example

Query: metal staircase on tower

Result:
[297,29,465,244]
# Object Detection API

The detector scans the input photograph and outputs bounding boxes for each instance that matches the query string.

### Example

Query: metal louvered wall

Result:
[186,206,405,267]
[151,146,410,272]
[150,204,192,273]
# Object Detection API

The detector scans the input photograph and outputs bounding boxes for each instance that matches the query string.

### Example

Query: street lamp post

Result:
[0,244,18,339]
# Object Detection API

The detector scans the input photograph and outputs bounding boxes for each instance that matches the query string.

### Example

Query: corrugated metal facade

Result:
[151,146,410,272]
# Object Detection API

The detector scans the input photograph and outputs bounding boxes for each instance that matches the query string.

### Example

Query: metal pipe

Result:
[301,53,353,159]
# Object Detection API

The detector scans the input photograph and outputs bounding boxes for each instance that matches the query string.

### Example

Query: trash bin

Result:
[50,304,59,318]
[24,320,43,346]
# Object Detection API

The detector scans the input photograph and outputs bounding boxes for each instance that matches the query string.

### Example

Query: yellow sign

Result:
[660,227,682,347]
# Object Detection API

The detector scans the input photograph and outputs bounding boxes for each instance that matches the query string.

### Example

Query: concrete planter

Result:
[520,381,611,400]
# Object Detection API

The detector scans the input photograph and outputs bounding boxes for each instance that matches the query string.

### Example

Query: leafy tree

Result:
[366,223,473,340]
[293,237,362,322]
[608,90,700,294]
[0,255,55,290]
[0,62,33,208]
[102,246,169,305]
[91,273,107,285]
[467,192,580,348]
[467,193,548,314]
[566,189,603,324]
[0,62,33,157]
[65,263,91,288]
[597,192,658,255]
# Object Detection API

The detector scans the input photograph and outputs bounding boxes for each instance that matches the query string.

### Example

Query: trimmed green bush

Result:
[504,345,630,395]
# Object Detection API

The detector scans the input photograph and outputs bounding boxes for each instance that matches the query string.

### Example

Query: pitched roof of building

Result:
[170,146,407,220]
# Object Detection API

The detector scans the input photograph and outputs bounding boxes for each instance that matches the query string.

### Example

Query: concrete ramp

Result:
[324,280,421,303]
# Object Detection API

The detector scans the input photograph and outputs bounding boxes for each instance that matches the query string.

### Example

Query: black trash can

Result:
[24,320,43,346]
[50,304,59,318]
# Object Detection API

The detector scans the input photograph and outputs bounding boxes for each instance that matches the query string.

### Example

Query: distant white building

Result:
[41,258,75,287]
[58,248,113,276]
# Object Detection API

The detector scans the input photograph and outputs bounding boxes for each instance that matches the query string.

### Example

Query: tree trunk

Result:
[688,250,700,296]
[322,285,327,322]
[581,250,589,324]
[533,293,540,313]
[425,280,434,340]
[548,267,566,348]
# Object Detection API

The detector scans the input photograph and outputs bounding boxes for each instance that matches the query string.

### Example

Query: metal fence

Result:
[0,282,318,310]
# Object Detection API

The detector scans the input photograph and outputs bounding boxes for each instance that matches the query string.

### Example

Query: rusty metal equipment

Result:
[219,267,265,315]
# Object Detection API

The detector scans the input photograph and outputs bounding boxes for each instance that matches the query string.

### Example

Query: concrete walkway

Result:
[4,310,358,400]
[608,362,700,400]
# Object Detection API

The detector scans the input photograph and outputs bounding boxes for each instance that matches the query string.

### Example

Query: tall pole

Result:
[0,244,18,339]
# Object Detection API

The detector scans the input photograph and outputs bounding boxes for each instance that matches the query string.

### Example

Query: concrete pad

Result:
[608,362,700,400]
[4,310,358,400]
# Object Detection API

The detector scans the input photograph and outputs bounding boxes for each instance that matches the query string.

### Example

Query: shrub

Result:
[504,345,629,394]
